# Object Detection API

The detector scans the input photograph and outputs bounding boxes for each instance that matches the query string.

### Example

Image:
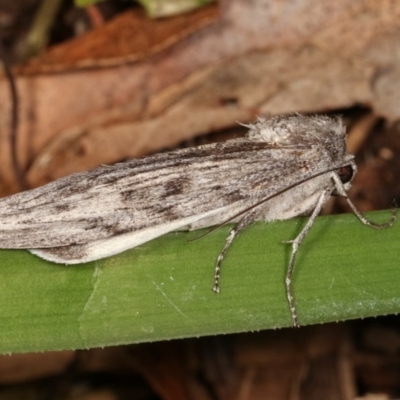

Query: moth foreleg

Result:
[213,208,262,294]
[332,173,397,229]
[286,189,331,328]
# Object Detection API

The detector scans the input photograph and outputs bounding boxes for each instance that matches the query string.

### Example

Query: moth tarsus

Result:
[285,180,395,328]
[284,188,331,328]
[0,114,396,327]
[332,173,397,230]
[208,116,396,327]
[210,157,396,328]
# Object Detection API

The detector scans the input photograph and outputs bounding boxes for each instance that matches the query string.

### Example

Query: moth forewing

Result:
[0,114,395,328]
[30,205,237,264]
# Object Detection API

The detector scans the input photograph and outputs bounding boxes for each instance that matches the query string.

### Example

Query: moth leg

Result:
[332,173,397,229]
[286,189,331,328]
[213,208,261,294]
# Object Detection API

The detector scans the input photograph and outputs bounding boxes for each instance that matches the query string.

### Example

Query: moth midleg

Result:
[331,173,397,228]
[213,207,262,293]
[285,189,331,328]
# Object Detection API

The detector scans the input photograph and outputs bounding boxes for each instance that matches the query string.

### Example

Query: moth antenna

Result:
[189,164,356,243]
[187,224,223,242]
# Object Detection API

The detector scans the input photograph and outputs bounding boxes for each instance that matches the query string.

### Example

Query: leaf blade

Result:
[0,210,399,353]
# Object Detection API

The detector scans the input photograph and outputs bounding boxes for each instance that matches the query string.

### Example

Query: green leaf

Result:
[74,0,105,7]
[0,210,399,354]
[138,0,215,18]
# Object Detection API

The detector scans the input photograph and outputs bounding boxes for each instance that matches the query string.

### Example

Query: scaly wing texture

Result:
[0,139,340,249]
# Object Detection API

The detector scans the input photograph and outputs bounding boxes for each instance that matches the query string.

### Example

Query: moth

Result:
[0,115,395,327]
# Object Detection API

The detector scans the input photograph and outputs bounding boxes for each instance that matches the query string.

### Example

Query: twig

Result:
[0,56,29,190]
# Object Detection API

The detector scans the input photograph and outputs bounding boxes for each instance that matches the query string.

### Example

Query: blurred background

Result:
[0,1,400,399]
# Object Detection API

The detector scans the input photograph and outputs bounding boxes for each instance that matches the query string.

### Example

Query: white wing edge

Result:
[29,205,232,264]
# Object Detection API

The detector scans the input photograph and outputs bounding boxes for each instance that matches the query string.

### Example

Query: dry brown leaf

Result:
[0,0,400,193]
[0,351,74,384]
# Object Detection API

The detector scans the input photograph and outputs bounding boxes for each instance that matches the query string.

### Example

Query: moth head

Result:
[338,165,353,183]
[336,159,357,192]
